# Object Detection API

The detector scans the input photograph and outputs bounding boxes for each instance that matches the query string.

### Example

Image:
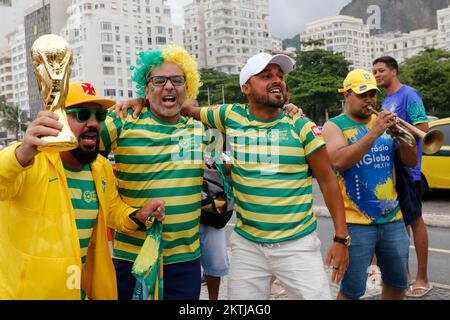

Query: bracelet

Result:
[129,211,146,228]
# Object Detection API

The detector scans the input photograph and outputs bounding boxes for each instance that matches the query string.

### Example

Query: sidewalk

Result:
[200,270,450,300]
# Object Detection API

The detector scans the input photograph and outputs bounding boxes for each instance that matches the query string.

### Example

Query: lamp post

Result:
[222,86,225,104]
[17,105,22,141]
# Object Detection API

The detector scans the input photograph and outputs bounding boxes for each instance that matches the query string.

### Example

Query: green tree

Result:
[286,49,350,124]
[197,69,246,106]
[300,39,326,47]
[0,97,30,140]
[399,48,450,118]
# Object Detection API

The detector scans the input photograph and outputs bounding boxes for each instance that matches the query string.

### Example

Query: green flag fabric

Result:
[131,219,164,300]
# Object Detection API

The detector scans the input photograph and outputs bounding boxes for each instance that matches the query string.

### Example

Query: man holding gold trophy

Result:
[0,34,165,300]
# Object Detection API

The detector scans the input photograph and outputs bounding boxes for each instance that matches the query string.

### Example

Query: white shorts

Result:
[228,231,331,300]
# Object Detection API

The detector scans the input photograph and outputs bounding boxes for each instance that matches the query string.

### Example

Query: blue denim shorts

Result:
[340,221,410,299]
[200,224,230,277]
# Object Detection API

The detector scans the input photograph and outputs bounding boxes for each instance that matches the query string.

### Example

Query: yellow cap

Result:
[338,69,380,94]
[65,81,116,109]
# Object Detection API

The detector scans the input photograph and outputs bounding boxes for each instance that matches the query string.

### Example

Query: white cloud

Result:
[166,0,193,27]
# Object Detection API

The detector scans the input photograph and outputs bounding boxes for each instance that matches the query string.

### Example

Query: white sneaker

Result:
[365,265,382,292]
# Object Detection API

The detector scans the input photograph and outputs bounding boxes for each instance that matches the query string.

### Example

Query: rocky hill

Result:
[340,0,450,34]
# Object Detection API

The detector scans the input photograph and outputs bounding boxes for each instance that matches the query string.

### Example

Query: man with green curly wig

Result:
[100,45,210,300]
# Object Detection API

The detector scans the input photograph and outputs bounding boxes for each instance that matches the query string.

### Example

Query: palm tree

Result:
[0,96,30,140]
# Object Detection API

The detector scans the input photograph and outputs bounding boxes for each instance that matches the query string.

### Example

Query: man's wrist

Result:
[15,144,36,168]
[129,210,146,227]
[333,234,351,247]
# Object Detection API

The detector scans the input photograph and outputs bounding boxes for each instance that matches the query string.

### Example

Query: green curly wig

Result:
[131,45,201,99]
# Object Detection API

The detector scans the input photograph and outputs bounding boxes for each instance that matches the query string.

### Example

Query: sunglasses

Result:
[148,75,186,87]
[66,108,107,123]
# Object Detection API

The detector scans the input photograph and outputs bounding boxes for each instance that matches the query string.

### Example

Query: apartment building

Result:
[272,37,283,53]
[24,0,71,118]
[0,48,13,105]
[61,0,183,101]
[383,28,441,63]
[438,5,450,50]
[369,35,386,61]
[0,0,13,103]
[6,24,29,113]
[0,0,41,47]
[184,0,272,74]
[300,15,372,70]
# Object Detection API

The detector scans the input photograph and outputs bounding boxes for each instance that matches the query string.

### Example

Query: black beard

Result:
[70,128,100,165]
[251,91,286,109]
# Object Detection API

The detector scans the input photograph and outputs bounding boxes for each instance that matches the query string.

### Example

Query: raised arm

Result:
[180,99,202,120]
[108,98,145,119]
[15,111,63,166]
[0,111,63,200]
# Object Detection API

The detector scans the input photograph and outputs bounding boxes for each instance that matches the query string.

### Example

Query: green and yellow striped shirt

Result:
[64,164,98,265]
[200,103,325,243]
[100,107,209,264]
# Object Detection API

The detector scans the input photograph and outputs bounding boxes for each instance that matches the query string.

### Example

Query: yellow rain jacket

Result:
[0,143,139,300]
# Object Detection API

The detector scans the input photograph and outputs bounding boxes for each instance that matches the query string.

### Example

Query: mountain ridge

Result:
[283,0,450,49]
[340,0,450,35]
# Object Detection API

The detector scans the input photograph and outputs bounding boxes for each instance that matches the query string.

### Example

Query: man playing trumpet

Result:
[321,69,418,300]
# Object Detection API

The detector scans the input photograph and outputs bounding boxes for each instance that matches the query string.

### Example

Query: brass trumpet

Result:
[365,105,444,155]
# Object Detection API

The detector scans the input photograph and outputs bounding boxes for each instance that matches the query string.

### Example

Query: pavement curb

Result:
[314,206,450,229]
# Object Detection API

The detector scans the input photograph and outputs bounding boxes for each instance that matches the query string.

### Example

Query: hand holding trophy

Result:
[31,34,78,152]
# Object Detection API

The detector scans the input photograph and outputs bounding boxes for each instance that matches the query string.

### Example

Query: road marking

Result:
[410,246,450,254]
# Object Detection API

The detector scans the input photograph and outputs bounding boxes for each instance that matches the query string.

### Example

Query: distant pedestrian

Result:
[200,150,233,300]
[373,56,432,298]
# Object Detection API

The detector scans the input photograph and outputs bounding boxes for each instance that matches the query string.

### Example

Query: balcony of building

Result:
[214,60,236,69]
[214,34,235,42]
[213,0,232,11]
[214,49,235,58]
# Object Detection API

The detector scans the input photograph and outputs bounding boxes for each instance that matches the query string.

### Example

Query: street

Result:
[310,179,450,286]
[315,216,450,287]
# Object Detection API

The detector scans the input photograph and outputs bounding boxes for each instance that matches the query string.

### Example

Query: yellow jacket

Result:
[0,143,138,300]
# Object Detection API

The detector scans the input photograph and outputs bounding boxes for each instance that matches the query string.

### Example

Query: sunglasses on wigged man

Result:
[66,108,107,123]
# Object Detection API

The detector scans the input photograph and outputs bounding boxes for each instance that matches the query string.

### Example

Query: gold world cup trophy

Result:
[31,34,78,152]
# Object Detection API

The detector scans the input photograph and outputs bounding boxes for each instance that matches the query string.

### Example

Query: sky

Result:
[166,0,352,39]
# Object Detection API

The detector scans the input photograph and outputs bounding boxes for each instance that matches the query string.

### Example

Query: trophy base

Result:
[37,141,78,153]
[37,135,78,153]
